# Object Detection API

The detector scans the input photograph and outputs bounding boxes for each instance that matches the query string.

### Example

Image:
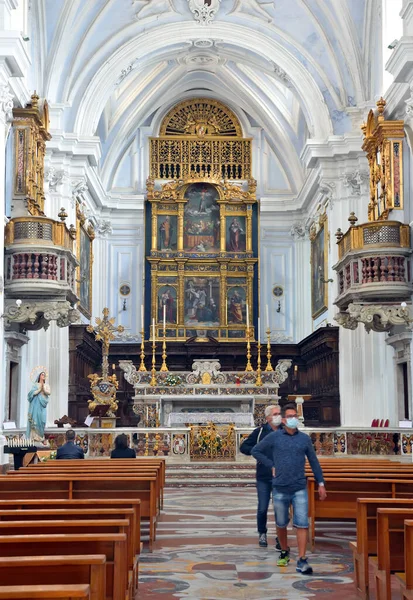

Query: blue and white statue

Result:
[26,370,50,441]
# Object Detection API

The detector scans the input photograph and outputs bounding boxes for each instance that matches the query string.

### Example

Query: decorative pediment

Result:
[160,98,242,137]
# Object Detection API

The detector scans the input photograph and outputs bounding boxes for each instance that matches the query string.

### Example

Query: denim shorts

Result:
[272,487,309,528]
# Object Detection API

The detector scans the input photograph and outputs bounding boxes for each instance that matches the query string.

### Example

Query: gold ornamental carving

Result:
[362,98,404,221]
[160,98,242,137]
[151,97,251,181]
[87,308,124,417]
[146,98,258,343]
[12,93,51,216]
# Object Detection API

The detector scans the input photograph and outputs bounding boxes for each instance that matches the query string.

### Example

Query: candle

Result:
[258,317,260,342]
[163,304,166,329]
[246,304,249,328]
[141,305,144,330]
[112,364,116,371]
[146,407,149,420]
[152,318,155,342]
[265,304,269,329]
[294,365,298,374]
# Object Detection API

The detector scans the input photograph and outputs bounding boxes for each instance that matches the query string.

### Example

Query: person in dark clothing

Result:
[56,429,85,460]
[240,404,282,548]
[252,403,327,575]
[110,433,136,459]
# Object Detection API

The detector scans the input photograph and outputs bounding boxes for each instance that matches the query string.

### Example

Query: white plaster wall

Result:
[260,220,295,343]
[93,213,144,341]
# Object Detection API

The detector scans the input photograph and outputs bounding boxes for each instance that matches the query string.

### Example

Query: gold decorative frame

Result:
[12,93,51,216]
[311,218,328,319]
[76,205,94,318]
[362,98,404,221]
[147,177,257,341]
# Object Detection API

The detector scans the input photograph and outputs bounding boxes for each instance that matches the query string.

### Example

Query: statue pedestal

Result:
[91,417,117,429]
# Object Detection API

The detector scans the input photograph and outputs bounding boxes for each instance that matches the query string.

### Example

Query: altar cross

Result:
[87,307,124,378]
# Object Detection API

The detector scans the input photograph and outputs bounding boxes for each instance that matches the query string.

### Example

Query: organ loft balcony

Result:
[3,216,81,331]
[333,218,413,332]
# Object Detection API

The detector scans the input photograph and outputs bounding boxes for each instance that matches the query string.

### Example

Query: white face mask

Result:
[271,414,282,426]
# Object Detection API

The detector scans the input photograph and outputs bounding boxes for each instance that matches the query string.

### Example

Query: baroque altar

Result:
[119,358,292,427]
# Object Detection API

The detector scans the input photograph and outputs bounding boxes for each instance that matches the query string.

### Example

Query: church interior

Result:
[2,0,413,598]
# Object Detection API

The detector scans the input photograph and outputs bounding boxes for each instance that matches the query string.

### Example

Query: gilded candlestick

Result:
[139,329,147,371]
[160,326,168,372]
[255,339,263,386]
[150,337,157,386]
[265,327,273,371]
[245,326,253,372]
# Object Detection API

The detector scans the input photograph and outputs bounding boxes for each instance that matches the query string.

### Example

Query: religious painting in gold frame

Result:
[76,213,94,318]
[311,219,328,319]
[146,97,258,341]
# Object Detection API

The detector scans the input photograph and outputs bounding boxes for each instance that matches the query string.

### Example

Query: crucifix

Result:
[87,308,124,379]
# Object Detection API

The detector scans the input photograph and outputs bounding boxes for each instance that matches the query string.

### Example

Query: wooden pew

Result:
[308,476,413,549]
[0,507,137,552]
[0,474,157,550]
[0,533,127,600]
[396,520,413,600]
[0,584,91,599]
[0,555,105,600]
[0,515,137,592]
[370,507,413,600]
[24,457,166,509]
[351,498,413,598]
[13,466,162,515]
[0,499,141,553]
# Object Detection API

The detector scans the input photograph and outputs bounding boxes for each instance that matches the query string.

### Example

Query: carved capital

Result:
[290,222,309,241]
[0,83,13,122]
[45,168,68,191]
[341,170,369,196]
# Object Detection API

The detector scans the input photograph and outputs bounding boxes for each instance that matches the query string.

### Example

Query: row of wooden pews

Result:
[0,457,165,600]
[303,456,413,600]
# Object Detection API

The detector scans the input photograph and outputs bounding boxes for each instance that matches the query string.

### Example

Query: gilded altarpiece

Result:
[146,99,258,341]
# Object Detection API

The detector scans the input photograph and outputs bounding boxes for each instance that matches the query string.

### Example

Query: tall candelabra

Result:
[265,327,273,371]
[139,328,147,371]
[150,335,157,386]
[255,338,263,386]
[245,326,253,372]
[160,325,168,372]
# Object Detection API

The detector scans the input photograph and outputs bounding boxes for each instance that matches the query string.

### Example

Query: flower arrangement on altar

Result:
[197,423,222,453]
[164,374,183,386]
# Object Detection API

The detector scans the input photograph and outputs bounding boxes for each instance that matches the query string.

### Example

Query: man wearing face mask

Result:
[252,403,327,575]
[240,404,282,549]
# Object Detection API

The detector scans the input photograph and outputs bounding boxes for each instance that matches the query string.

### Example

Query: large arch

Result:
[71,22,333,140]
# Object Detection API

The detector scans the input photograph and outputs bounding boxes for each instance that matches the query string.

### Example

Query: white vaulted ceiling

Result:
[31,0,381,199]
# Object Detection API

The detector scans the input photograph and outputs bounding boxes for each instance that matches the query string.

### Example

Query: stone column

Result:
[0,82,14,464]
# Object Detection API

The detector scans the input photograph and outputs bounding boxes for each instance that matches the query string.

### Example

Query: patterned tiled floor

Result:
[139,487,399,599]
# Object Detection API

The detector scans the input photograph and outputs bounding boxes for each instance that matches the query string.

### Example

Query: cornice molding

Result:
[301,133,365,169]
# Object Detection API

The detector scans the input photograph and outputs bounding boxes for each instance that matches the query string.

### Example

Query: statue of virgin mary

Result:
[26,369,51,441]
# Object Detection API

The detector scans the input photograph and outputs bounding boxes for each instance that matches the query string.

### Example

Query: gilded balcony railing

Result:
[149,137,252,180]
[337,221,410,260]
[5,217,75,252]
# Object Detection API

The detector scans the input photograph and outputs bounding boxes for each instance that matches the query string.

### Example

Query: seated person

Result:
[110,433,136,459]
[56,429,85,460]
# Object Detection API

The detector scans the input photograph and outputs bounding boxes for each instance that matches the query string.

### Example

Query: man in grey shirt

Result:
[252,403,327,574]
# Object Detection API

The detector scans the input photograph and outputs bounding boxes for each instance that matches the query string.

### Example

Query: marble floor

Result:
[139,487,400,600]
